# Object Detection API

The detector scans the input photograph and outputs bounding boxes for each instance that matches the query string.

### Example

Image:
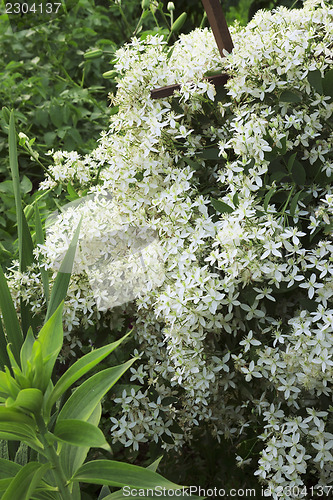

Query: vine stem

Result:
[35,415,72,500]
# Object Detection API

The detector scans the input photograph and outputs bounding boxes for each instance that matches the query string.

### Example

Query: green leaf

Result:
[307,69,323,94]
[147,456,163,472]
[0,409,35,428]
[71,460,181,489]
[66,182,80,202]
[59,403,102,479]
[20,327,35,375]
[287,152,297,173]
[54,419,108,448]
[2,462,51,500]
[0,457,21,479]
[323,69,333,100]
[45,217,82,323]
[289,189,304,217]
[264,186,276,212]
[35,204,49,305]
[182,158,202,170]
[49,104,63,128]
[58,358,136,421]
[291,160,306,185]
[0,319,10,370]
[46,332,131,415]
[34,302,64,392]
[0,422,38,443]
[0,264,23,364]
[232,192,239,207]
[211,198,234,214]
[7,388,43,415]
[9,111,34,273]
[279,90,302,103]
[197,148,220,160]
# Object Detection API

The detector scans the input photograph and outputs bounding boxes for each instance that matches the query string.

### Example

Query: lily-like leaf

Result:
[32,302,64,393]
[45,217,82,323]
[20,327,35,377]
[0,265,23,364]
[46,332,131,415]
[58,358,136,422]
[2,461,51,500]
[71,460,182,489]
[54,419,108,448]
[6,388,43,415]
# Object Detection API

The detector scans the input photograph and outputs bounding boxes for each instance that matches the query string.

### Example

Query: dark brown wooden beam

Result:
[150,73,229,99]
[201,0,234,57]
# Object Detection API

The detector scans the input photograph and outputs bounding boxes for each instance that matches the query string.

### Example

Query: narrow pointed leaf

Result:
[20,327,35,375]
[0,318,10,370]
[54,419,108,448]
[58,358,136,421]
[71,460,181,489]
[34,302,64,392]
[35,204,49,305]
[0,265,23,363]
[2,462,51,500]
[9,111,35,335]
[59,403,102,479]
[47,332,131,413]
[45,217,82,322]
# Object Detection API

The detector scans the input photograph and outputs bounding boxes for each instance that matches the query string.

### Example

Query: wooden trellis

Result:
[150,0,233,99]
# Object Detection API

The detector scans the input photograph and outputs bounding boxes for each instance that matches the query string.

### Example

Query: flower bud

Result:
[102,70,118,79]
[141,0,150,10]
[171,12,187,33]
[167,2,175,11]
[84,49,103,60]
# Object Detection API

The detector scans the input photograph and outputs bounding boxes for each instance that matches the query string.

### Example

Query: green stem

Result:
[36,415,71,500]
[118,4,133,37]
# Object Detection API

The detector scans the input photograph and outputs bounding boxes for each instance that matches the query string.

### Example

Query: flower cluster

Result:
[7,0,333,494]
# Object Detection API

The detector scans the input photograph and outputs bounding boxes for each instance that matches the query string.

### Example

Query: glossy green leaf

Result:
[7,388,43,415]
[197,148,220,160]
[279,90,302,103]
[71,460,181,489]
[59,403,102,479]
[323,69,333,99]
[211,198,234,214]
[290,190,304,217]
[291,160,306,185]
[54,419,108,448]
[0,264,23,363]
[307,69,323,94]
[58,358,136,421]
[45,217,82,322]
[2,462,50,500]
[46,332,131,414]
[287,152,297,172]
